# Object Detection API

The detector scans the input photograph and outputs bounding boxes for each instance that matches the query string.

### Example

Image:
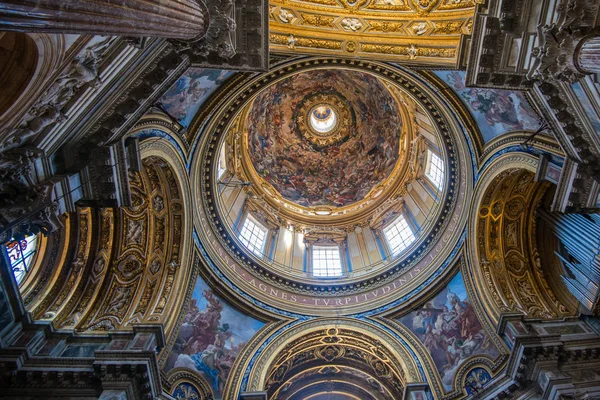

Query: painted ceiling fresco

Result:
[435,70,541,144]
[247,69,402,208]
[164,275,264,399]
[396,272,500,392]
[159,68,233,128]
[572,81,600,135]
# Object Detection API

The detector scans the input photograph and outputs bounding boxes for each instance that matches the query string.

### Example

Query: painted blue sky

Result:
[435,70,541,144]
[160,68,234,128]
[192,276,264,349]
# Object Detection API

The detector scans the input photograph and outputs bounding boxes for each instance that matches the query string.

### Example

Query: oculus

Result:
[309,105,336,134]
[297,93,351,147]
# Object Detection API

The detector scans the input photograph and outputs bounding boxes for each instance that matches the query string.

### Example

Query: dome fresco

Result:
[246,69,402,208]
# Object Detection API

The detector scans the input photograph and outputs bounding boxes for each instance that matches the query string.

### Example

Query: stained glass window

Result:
[312,245,342,277]
[4,235,38,284]
[425,149,444,191]
[383,215,415,256]
[239,214,268,257]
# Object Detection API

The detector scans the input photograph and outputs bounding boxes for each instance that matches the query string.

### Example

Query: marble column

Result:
[0,0,208,41]
[576,35,600,75]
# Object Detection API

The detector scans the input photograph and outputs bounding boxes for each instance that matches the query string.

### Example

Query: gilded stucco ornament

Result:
[410,0,441,15]
[21,132,195,338]
[466,153,576,325]
[268,0,476,64]
[243,318,422,396]
[296,93,352,147]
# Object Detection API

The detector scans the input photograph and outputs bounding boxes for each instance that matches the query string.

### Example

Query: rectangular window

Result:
[312,245,342,277]
[383,215,415,256]
[238,215,268,257]
[425,149,444,191]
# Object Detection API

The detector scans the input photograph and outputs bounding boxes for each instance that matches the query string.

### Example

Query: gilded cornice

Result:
[479,131,565,167]
[268,0,478,64]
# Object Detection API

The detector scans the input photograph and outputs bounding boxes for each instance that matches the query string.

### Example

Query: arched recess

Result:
[243,318,422,399]
[19,213,72,311]
[165,368,214,400]
[466,152,576,325]
[0,33,64,126]
[17,135,193,337]
[0,32,38,117]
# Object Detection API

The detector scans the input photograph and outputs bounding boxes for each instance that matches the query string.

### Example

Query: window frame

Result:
[382,214,416,258]
[310,244,344,278]
[424,148,444,191]
[4,234,39,285]
[238,213,269,258]
[217,144,228,180]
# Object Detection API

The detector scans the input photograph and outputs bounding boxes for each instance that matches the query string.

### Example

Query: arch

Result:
[466,152,576,325]
[17,135,193,337]
[0,32,38,117]
[0,33,64,127]
[242,317,423,398]
[167,367,214,400]
[131,131,195,338]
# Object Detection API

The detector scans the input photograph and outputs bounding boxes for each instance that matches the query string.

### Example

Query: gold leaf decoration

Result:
[366,20,405,33]
[300,13,337,28]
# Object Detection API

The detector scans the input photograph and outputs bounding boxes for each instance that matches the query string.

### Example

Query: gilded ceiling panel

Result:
[474,168,574,322]
[263,327,406,399]
[269,0,478,64]
[21,156,189,334]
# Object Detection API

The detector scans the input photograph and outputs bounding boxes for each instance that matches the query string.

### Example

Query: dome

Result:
[197,59,468,315]
[246,69,402,208]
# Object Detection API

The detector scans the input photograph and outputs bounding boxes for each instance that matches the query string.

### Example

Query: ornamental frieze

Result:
[268,0,476,64]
